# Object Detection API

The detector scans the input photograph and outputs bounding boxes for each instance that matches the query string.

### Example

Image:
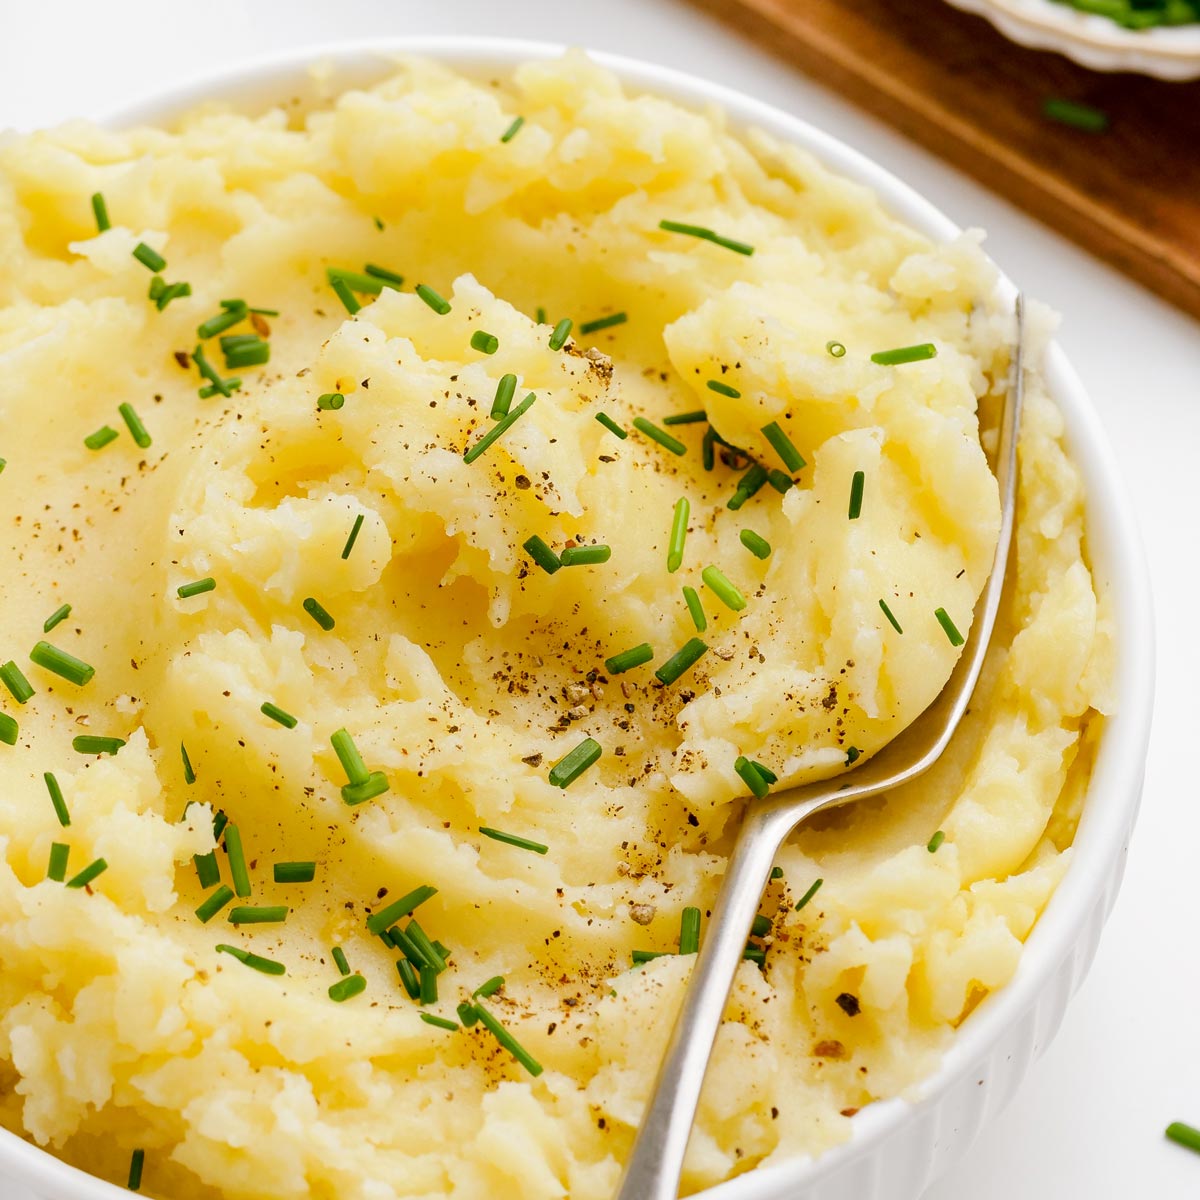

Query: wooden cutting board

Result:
[683,0,1200,321]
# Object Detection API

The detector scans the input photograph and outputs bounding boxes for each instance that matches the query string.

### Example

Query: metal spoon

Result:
[616,295,1026,1200]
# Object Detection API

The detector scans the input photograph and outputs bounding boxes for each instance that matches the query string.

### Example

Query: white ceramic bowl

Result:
[0,38,1154,1200]
[944,0,1200,79]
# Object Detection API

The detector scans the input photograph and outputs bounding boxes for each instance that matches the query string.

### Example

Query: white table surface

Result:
[2,2,1197,1197]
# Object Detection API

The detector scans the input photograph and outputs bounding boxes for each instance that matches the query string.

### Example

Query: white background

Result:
[2,2,1197,1198]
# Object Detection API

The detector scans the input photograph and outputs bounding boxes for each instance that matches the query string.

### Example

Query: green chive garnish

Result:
[216,944,286,975]
[420,1012,459,1031]
[734,755,770,799]
[406,920,446,972]
[827,340,846,358]
[658,219,754,256]
[222,340,269,370]
[662,410,707,426]
[679,907,701,955]
[463,392,536,464]
[523,535,561,575]
[766,469,792,494]
[330,277,361,314]
[0,661,34,704]
[331,728,369,785]
[927,830,946,853]
[870,343,937,366]
[770,867,784,881]
[579,312,627,335]
[548,737,602,788]
[761,421,805,473]
[152,279,191,310]
[396,959,420,999]
[198,378,241,401]
[879,598,903,634]
[683,586,706,632]
[743,945,766,965]
[66,858,108,889]
[391,926,428,969]
[1043,97,1109,133]
[470,330,499,355]
[91,193,110,232]
[706,379,741,398]
[474,976,504,999]
[72,735,124,755]
[632,950,669,963]
[197,309,245,340]
[43,604,71,634]
[224,824,251,898]
[332,946,351,976]
[317,392,344,410]
[132,243,166,272]
[274,861,316,883]
[30,641,94,686]
[559,544,610,566]
[0,712,17,746]
[419,965,439,1005]
[260,701,297,729]
[848,471,865,520]
[457,1001,479,1025]
[632,417,686,456]
[326,267,387,295]
[548,318,573,350]
[193,343,238,398]
[117,403,151,449]
[177,577,216,599]
[1166,1121,1200,1154]
[195,885,235,924]
[303,597,335,630]
[228,905,288,925]
[740,530,771,560]
[655,637,708,686]
[480,827,549,855]
[181,741,196,784]
[416,284,451,315]
[667,497,690,573]
[128,1149,145,1192]
[492,373,518,419]
[342,770,389,806]
[727,463,768,511]
[604,643,653,675]
[329,974,366,1002]
[795,878,823,911]
[935,607,965,647]
[364,263,405,287]
[341,513,365,559]
[751,914,771,939]
[194,850,220,889]
[595,412,627,439]
[702,428,716,471]
[500,115,525,142]
[535,306,547,324]
[845,746,861,765]
[366,885,438,936]
[47,842,70,883]
[84,426,119,451]
[472,1003,544,1077]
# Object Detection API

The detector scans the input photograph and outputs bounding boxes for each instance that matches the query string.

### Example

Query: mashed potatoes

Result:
[0,52,1111,1199]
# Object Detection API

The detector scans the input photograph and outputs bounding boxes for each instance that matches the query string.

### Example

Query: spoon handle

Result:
[615,799,804,1200]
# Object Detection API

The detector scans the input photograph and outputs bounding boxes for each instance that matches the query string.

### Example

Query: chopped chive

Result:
[770,866,784,881]
[154,280,191,310]
[1043,97,1108,133]
[326,267,386,295]
[216,944,286,975]
[658,219,754,256]
[826,340,847,358]
[761,421,805,473]
[115,404,150,451]
[195,885,235,924]
[224,824,251,898]
[743,945,766,965]
[740,530,771,560]
[548,318,573,350]
[604,643,654,675]
[373,216,385,231]
[391,926,429,970]
[198,378,241,400]
[228,905,288,925]
[463,392,536,464]
[491,373,518,419]
[935,608,965,647]
[260,701,297,729]
[342,771,389,806]
[274,861,316,884]
[181,741,196,784]
[470,330,499,355]
[317,392,344,411]
[845,746,861,766]
[679,907,701,955]
[148,275,165,303]
[193,343,237,398]
[329,974,366,1002]
[795,878,824,911]
[302,597,336,630]
[927,830,946,853]
[706,379,741,399]
[197,309,244,340]
[766,469,792,494]
[870,343,937,366]
[0,458,5,473]
[128,1149,144,1192]
[91,193,110,232]
[480,827,549,855]
[415,284,451,314]
[72,735,124,755]
[500,115,525,142]
[474,976,504,999]
[595,412,627,439]
[194,850,220,889]
[848,471,865,520]
[0,712,17,745]
[751,914,771,939]
[662,410,707,426]
[332,946,351,976]
[458,1001,480,1026]
[366,885,438,936]
[667,497,690,575]
[879,598,903,634]
[132,243,166,272]
[66,858,107,889]
[523,535,561,575]
[44,773,69,826]
[548,737,602,788]
[754,761,777,784]
[84,425,119,451]
[330,277,361,314]
[30,641,94,687]
[632,417,686,456]
[632,950,669,964]
[0,661,34,704]
[364,263,405,287]
[735,755,770,799]
[1166,1121,1200,1154]
[397,959,420,998]
[47,842,70,882]
[419,965,439,1005]
[421,1011,459,1031]
[177,577,216,599]
[406,920,446,972]
[331,728,370,785]
[559,543,610,566]
[535,306,547,324]
[473,1003,543,1077]
[683,586,706,632]
[341,513,366,560]
[655,637,708,686]
[579,312,627,335]
[222,340,269,370]
[727,463,768,511]
[702,427,716,471]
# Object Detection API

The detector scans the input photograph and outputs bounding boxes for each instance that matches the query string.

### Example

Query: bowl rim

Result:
[0,36,1155,1200]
